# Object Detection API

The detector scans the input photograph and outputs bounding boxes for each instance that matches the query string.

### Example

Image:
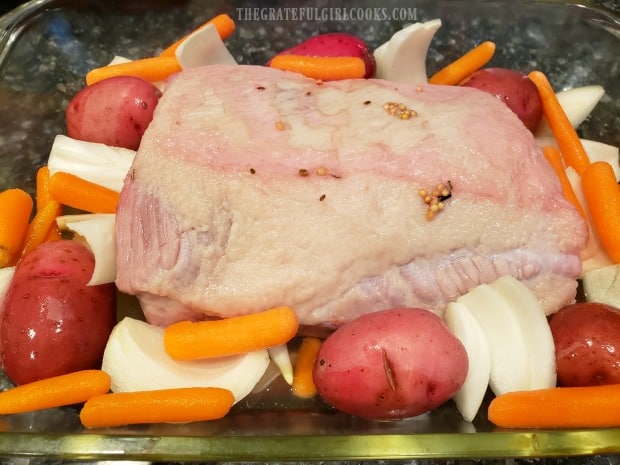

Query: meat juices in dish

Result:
[115,64,586,327]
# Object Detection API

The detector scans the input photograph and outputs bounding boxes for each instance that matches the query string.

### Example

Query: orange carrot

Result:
[269,55,366,81]
[160,13,236,57]
[542,146,588,222]
[292,337,322,399]
[36,165,64,242]
[49,172,119,214]
[528,71,591,176]
[581,161,620,263]
[86,56,181,86]
[0,370,110,415]
[17,200,62,263]
[164,306,299,360]
[36,165,54,211]
[488,384,620,428]
[428,41,496,85]
[79,387,234,428]
[0,188,33,268]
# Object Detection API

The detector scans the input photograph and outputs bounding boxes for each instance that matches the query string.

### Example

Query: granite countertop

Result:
[0,1,619,464]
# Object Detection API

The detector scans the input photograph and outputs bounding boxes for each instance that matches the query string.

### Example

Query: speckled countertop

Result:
[0,0,619,464]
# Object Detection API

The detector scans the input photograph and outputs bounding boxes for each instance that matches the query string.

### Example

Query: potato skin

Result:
[549,302,620,386]
[66,76,161,150]
[0,240,116,385]
[460,67,543,132]
[313,308,468,420]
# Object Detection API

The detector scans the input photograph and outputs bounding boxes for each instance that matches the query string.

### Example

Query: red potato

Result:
[0,240,116,385]
[460,67,543,132]
[268,32,376,78]
[66,76,161,150]
[549,302,620,387]
[313,308,468,420]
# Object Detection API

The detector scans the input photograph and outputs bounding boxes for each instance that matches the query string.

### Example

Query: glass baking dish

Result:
[0,0,619,460]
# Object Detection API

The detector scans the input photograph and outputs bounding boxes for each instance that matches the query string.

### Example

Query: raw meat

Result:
[115,64,586,327]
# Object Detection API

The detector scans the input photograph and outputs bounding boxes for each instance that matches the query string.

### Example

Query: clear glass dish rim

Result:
[0,0,618,460]
[1,428,620,461]
[1,0,619,61]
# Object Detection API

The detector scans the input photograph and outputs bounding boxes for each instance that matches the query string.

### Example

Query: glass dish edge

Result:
[0,0,619,461]
[1,429,620,461]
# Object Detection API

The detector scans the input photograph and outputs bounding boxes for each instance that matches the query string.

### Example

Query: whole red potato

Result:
[460,67,543,132]
[0,240,116,385]
[313,308,468,420]
[549,302,620,387]
[66,76,161,150]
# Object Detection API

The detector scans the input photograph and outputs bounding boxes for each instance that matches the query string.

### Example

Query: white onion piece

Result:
[535,85,605,137]
[444,301,490,422]
[175,23,237,69]
[373,19,441,83]
[0,266,15,308]
[268,344,294,385]
[60,213,117,286]
[48,135,135,193]
[107,55,131,66]
[102,317,270,404]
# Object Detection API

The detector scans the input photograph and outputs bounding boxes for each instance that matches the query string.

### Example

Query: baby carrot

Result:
[581,161,620,263]
[0,370,110,415]
[79,387,234,428]
[269,55,366,81]
[164,306,299,360]
[0,188,33,268]
[36,165,54,211]
[160,13,236,57]
[542,146,587,222]
[292,337,322,399]
[488,384,620,428]
[528,71,590,176]
[49,172,119,214]
[86,56,181,86]
[428,41,496,85]
[16,200,62,263]
[36,166,63,242]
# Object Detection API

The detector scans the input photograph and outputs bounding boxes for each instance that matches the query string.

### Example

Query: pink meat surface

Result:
[115,64,586,327]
